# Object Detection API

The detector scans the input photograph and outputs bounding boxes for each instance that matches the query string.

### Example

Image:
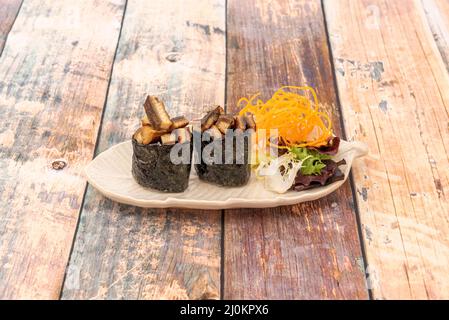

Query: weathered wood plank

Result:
[0,0,22,54]
[0,0,126,299]
[324,0,449,299]
[421,0,449,72]
[61,0,225,300]
[224,0,368,299]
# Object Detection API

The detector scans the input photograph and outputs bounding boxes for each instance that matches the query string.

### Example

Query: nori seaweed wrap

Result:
[131,95,193,193]
[194,131,251,187]
[132,138,193,193]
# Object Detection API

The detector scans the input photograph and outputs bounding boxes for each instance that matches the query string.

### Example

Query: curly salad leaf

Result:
[255,153,302,194]
[289,147,332,175]
[255,144,339,194]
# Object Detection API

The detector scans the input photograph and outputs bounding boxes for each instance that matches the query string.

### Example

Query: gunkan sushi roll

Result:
[132,95,192,193]
[194,107,254,187]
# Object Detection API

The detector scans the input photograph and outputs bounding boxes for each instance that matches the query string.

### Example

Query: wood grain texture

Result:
[0,0,126,299]
[61,0,225,300]
[0,0,22,54]
[324,0,449,299]
[224,0,368,299]
[421,0,449,72]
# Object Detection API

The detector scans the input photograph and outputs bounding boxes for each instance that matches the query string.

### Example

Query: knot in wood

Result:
[165,52,181,62]
[51,160,67,170]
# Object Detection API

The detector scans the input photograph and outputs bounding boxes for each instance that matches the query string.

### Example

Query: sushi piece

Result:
[175,127,191,143]
[204,125,223,140]
[159,127,191,145]
[244,113,256,130]
[194,108,253,187]
[134,125,165,145]
[170,116,189,129]
[194,135,251,187]
[132,96,192,193]
[141,114,151,126]
[132,139,192,193]
[234,115,247,131]
[201,106,224,131]
[144,95,173,130]
[215,115,235,134]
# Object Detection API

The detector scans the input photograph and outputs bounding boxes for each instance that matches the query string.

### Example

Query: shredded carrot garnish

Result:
[238,86,333,148]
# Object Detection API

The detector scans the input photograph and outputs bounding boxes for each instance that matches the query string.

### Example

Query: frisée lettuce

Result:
[289,147,332,175]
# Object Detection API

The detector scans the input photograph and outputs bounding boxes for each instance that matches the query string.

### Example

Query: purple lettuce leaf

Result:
[308,136,341,155]
[292,159,346,192]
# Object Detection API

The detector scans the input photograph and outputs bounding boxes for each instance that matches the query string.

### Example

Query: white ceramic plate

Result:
[85,139,368,209]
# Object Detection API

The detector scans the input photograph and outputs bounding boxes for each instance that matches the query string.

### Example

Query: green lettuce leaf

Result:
[289,147,332,175]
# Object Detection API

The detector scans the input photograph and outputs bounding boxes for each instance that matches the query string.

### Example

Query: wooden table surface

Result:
[0,0,448,300]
